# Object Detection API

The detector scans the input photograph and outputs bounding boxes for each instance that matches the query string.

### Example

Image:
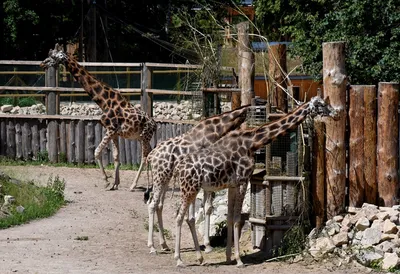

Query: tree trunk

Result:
[322,42,347,218]
[377,82,399,206]
[268,44,288,112]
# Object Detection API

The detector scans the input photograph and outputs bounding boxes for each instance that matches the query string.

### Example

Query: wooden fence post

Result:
[364,85,377,204]
[348,85,365,207]
[45,66,59,115]
[141,63,153,117]
[312,118,326,228]
[322,41,347,218]
[268,43,288,112]
[237,21,254,106]
[377,82,399,206]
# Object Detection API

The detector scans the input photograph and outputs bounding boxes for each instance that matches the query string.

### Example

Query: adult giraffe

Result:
[143,105,250,254]
[40,44,156,190]
[173,96,339,267]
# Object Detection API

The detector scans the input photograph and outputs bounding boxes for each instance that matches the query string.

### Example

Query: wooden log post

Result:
[268,43,288,112]
[364,85,377,204]
[141,63,153,117]
[76,120,85,164]
[15,123,22,160]
[0,120,6,156]
[237,21,255,106]
[22,121,33,160]
[48,120,59,163]
[312,118,326,228]
[322,41,347,218]
[377,82,399,206]
[348,86,365,207]
[45,66,59,115]
[6,120,16,159]
[87,121,95,164]
[31,124,40,159]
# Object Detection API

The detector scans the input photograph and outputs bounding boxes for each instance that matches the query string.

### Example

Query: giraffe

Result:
[40,44,156,190]
[142,105,250,254]
[172,96,339,267]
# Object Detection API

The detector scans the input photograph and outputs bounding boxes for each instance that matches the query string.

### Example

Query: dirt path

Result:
[0,165,370,274]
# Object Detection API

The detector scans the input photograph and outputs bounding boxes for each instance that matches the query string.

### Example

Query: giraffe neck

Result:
[249,102,311,151]
[63,54,124,110]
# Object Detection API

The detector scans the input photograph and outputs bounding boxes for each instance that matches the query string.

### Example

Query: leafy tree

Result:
[255,0,400,84]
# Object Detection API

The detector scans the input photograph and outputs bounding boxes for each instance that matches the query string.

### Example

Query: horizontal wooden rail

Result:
[146,88,193,96]
[0,94,45,98]
[0,86,141,93]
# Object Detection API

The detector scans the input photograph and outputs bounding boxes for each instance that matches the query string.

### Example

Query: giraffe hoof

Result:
[176,261,186,268]
[149,249,158,255]
[204,245,213,254]
[236,260,245,268]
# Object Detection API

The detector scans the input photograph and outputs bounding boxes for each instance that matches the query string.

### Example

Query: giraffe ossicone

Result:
[172,95,338,267]
[40,43,156,190]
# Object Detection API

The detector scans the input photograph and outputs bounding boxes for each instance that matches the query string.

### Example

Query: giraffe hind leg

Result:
[109,137,120,190]
[94,133,113,188]
[130,140,152,190]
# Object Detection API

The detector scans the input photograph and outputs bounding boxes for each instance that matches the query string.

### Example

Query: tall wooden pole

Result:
[322,42,347,218]
[348,85,365,207]
[268,44,288,112]
[237,22,254,106]
[364,85,377,204]
[312,118,326,228]
[377,82,399,206]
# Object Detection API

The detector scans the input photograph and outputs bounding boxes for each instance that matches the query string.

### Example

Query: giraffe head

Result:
[308,96,339,120]
[40,43,68,69]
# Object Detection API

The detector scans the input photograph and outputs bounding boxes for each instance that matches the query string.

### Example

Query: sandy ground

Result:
[0,165,375,274]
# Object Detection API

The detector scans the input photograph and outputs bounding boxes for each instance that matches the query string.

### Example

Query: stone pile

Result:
[308,203,400,271]
[0,100,232,121]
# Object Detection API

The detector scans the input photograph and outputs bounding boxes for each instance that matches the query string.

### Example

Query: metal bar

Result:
[0,94,45,97]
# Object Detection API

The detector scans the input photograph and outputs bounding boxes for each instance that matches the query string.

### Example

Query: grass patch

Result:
[0,174,66,229]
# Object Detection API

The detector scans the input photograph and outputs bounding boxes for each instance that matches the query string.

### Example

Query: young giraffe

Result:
[40,44,156,190]
[142,105,250,254]
[173,96,339,267]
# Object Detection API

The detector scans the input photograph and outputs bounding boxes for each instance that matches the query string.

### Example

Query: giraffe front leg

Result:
[203,191,214,254]
[233,184,248,268]
[109,137,120,190]
[175,195,195,267]
[94,134,112,188]
[226,188,235,265]
[156,187,170,251]
[187,201,204,265]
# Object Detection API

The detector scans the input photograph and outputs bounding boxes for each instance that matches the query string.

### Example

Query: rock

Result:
[333,215,344,222]
[10,106,20,114]
[16,205,25,213]
[382,252,400,270]
[309,237,336,258]
[376,211,390,220]
[1,104,13,112]
[375,241,396,253]
[332,232,348,246]
[355,249,383,267]
[361,227,382,247]
[383,219,398,234]
[355,217,370,231]
[347,206,360,214]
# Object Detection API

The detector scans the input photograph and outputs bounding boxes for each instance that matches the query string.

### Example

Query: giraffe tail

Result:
[144,159,153,204]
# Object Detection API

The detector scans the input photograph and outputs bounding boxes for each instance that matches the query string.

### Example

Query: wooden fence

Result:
[0,114,194,165]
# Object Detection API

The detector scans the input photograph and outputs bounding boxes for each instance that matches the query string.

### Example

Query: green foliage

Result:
[255,0,400,84]
[36,150,49,163]
[0,97,38,107]
[275,223,310,257]
[0,174,66,229]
